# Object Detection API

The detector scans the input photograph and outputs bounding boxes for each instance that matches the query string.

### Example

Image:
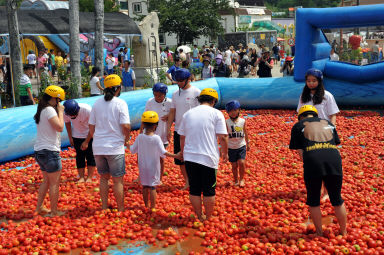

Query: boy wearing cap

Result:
[289,105,347,236]
[167,68,201,190]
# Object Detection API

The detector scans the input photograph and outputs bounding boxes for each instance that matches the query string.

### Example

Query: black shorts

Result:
[73,137,96,169]
[143,185,156,190]
[185,161,216,197]
[304,175,344,207]
[173,131,184,165]
[228,145,246,163]
[20,96,33,106]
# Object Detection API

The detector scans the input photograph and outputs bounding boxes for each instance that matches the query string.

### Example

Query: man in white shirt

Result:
[167,69,201,190]
[63,99,95,183]
[178,88,228,221]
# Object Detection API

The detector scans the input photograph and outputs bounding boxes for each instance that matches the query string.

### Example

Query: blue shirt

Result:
[122,68,133,87]
[193,48,198,58]
[167,65,180,81]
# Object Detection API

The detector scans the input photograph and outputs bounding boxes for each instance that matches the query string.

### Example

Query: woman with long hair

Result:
[82,74,131,211]
[90,66,103,96]
[297,68,339,125]
[34,85,65,216]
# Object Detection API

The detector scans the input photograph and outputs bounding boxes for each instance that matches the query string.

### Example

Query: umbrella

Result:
[177,45,191,54]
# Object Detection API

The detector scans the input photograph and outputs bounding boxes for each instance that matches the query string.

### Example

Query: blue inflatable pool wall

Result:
[1,4,384,162]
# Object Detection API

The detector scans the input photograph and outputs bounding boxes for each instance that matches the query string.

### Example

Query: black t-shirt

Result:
[289,117,342,179]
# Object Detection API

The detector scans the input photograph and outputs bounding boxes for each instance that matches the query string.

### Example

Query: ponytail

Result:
[104,86,120,101]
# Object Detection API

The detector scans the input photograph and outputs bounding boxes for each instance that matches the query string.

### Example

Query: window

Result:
[132,2,142,13]
[159,32,166,45]
[119,1,128,10]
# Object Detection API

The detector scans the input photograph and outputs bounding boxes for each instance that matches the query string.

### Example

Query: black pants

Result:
[73,137,96,168]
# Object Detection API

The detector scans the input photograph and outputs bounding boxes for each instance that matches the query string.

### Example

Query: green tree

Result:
[148,0,230,45]
[79,0,119,12]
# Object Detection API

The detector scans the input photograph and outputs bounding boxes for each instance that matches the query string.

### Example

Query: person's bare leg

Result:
[142,187,149,208]
[160,158,165,182]
[190,195,202,220]
[149,189,157,209]
[334,203,347,235]
[308,206,323,236]
[231,162,238,185]
[77,167,85,182]
[203,196,215,220]
[112,176,125,211]
[180,165,189,190]
[100,173,110,210]
[238,159,246,187]
[36,171,49,214]
[85,166,96,183]
[47,170,62,215]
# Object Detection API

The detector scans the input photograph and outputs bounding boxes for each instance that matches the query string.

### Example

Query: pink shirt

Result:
[37,56,47,69]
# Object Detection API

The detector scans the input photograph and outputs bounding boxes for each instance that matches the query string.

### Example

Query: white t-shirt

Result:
[330,53,339,61]
[90,76,101,95]
[201,65,213,80]
[34,107,61,152]
[145,97,172,144]
[178,105,228,169]
[89,97,130,155]
[106,57,115,70]
[224,50,232,65]
[20,74,31,86]
[130,134,166,186]
[64,103,92,139]
[171,86,201,132]
[226,118,246,149]
[297,90,340,121]
[27,54,36,65]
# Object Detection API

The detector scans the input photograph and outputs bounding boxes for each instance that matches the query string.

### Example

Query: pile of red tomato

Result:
[0,109,383,254]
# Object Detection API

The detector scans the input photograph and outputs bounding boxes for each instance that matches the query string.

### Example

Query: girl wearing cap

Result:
[297,68,339,125]
[178,88,228,221]
[63,99,96,183]
[167,68,201,190]
[201,58,213,80]
[33,85,65,216]
[289,105,347,236]
[82,74,131,212]
[225,100,250,187]
[131,111,181,209]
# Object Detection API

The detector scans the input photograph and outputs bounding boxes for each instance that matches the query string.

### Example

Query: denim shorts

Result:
[94,154,126,177]
[34,150,62,173]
